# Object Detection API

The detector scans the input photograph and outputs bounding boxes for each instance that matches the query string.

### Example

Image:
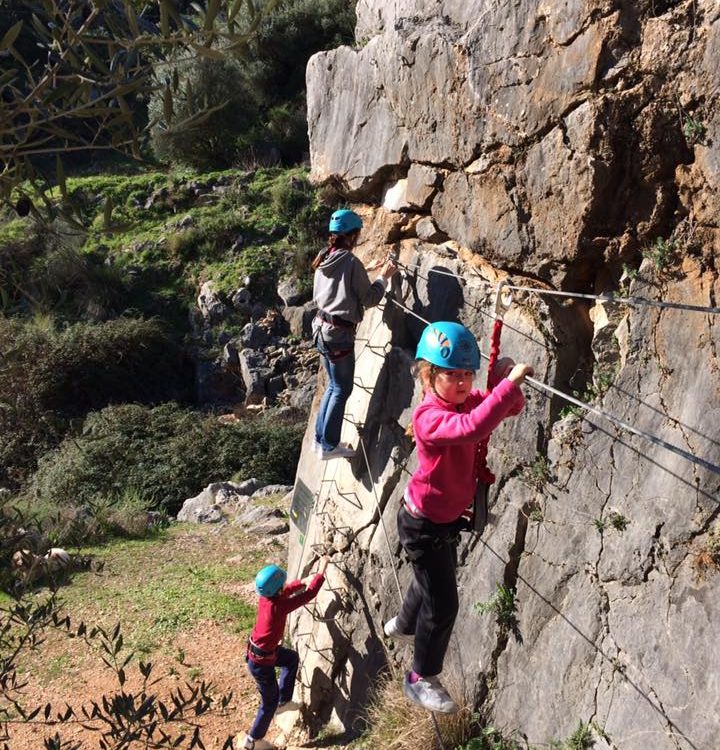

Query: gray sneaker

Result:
[320,443,356,460]
[383,616,414,643]
[403,672,458,714]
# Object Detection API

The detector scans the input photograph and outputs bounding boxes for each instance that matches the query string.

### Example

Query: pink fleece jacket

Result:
[406,378,525,524]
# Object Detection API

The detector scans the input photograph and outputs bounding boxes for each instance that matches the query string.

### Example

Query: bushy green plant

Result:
[0,317,190,485]
[475,584,517,628]
[520,456,550,490]
[682,115,706,146]
[643,236,675,271]
[24,403,304,516]
[150,58,260,169]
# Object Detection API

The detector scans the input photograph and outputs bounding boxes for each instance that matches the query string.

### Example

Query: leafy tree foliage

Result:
[0,0,280,216]
[148,0,356,167]
[149,56,260,169]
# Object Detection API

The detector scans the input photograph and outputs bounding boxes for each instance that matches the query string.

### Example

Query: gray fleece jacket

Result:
[312,249,387,347]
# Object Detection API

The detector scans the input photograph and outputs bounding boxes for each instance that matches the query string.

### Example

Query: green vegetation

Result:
[0,316,189,486]
[550,721,600,750]
[1,504,251,747]
[521,456,550,491]
[682,115,707,146]
[619,263,639,296]
[475,584,517,628]
[643,236,676,271]
[456,728,530,750]
[594,512,630,534]
[559,363,618,419]
[23,402,304,531]
[70,533,258,653]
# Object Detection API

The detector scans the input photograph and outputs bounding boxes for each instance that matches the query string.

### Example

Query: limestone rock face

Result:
[298,2,720,748]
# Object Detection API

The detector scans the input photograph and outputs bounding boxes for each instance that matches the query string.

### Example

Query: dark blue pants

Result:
[315,339,355,451]
[246,646,299,739]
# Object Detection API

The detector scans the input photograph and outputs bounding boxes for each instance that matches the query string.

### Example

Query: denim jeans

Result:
[315,338,355,451]
[246,646,299,739]
[396,506,460,677]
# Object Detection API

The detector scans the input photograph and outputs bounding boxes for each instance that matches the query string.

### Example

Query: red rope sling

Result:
[469,281,513,532]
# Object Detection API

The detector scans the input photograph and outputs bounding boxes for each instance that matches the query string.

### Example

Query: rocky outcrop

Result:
[176,479,292,535]
[294,1,720,748]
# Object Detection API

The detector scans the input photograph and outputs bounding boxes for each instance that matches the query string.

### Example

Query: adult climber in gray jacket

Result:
[312,209,397,460]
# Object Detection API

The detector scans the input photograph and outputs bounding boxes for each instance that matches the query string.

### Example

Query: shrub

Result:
[149,58,260,169]
[24,403,304,516]
[0,317,190,485]
[474,584,517,629]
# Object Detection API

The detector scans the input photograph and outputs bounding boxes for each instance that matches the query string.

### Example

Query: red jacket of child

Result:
[248,574,325,665]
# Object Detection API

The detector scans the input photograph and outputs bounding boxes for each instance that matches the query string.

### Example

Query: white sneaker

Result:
[275,700,300,714]
[383,616,414,643]
[320,443,356,460]
[312,439,322,455]
[403,672,458,714]
[236,735,277,750]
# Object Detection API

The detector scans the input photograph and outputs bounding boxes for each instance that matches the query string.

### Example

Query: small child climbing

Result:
[240,556,330,750]
[384,321,533,714]
[312,208,398,460]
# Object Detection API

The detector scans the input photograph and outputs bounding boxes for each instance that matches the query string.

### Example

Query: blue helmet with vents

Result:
[416,321,480,370]
[255,564,287,597]
[329,209,363,234]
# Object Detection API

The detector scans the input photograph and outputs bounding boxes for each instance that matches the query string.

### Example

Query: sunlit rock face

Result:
[297,3,720,748]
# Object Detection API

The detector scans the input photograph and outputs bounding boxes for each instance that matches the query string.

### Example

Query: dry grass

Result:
[356,671,477,750]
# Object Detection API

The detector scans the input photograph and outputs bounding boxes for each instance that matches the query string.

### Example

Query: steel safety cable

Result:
[394,259,551,349]
[386,296,720,478]
[401,256,720,314]
[502,282,720,315]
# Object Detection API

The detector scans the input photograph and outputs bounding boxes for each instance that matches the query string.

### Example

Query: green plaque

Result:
[289,478,314,536]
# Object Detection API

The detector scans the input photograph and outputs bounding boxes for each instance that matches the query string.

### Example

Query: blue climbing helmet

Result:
[416,321,481,370]
[255,564,287,597]
[329,209,363,234]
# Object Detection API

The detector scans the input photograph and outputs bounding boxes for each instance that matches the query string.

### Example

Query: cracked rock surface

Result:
[294,1,720,747]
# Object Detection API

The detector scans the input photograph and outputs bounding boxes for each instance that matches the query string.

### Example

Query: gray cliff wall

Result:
[290,2,720,748]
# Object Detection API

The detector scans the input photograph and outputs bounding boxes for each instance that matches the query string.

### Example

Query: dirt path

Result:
[5,524,335,749]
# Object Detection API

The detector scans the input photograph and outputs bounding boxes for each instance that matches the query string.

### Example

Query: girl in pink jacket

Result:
[384,321,533,714]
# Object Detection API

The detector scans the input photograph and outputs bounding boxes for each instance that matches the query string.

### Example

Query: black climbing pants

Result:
[395,505,460,677]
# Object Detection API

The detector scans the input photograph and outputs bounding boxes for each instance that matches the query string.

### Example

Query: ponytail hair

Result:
[405,359,437,439]
[311,230,361,270]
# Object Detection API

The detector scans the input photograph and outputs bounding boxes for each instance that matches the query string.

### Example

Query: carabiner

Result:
[494,277,514,320]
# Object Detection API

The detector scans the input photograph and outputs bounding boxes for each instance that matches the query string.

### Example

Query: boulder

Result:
[252,484,294,499]
[176,482,251,523]
[278,277,312,307]
[231,287,252,311]
[234,505,289,535]
[197,281,229,325]
[240,322,270,349]
[282,303,317,338]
